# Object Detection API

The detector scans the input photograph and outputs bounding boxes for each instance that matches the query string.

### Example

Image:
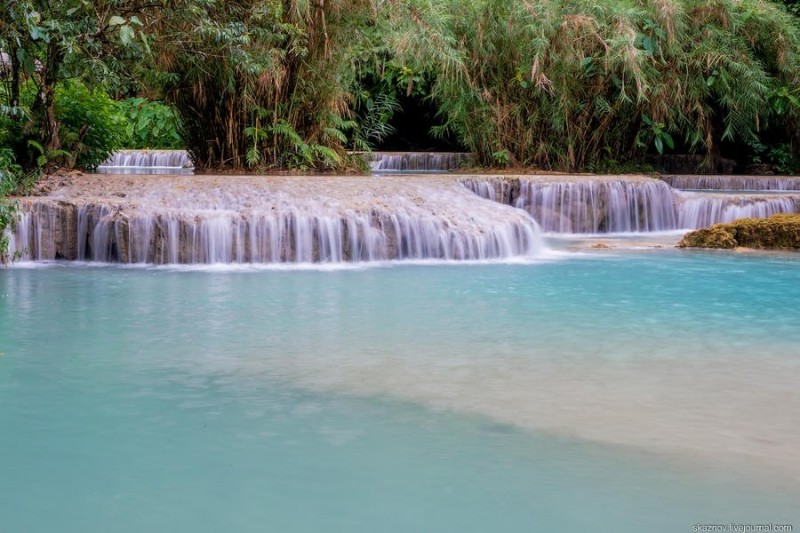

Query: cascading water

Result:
[370,152,471,173]
[10,175,543,264]
[461,177,800,232]
[97,150,193,174]
[675,192,800,229]
[11,173,800,263]
[462,177,678,232]
[661,175,800,191]
[514,179,678,233]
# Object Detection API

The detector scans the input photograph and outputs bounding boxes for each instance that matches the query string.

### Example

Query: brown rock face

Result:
[678,214,800,250]
[23,201,80,259]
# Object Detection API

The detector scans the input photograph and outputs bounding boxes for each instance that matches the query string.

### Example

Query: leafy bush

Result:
[0,149,22,196]
[350,92,401,151]
[0,200,20,265]
[116,98,183,149]
[3,80,127,171]
[55,82,127,169]
[0,149,23,265]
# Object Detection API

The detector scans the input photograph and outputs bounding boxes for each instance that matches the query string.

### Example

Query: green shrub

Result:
[0,149,22,195]
[55,82,127,169]
[3,81,127,171]
[116,97,183,149]
[0,200,20,266]
[0,149,22,265]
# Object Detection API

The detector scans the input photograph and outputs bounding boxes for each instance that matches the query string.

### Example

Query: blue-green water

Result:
[2,251,800,532]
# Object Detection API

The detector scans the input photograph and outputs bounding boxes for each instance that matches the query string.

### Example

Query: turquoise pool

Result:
[1,250,799,532]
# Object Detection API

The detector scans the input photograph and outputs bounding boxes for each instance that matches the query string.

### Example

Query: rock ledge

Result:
[678,214,800,250]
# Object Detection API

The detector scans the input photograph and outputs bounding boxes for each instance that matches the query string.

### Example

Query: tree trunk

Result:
[32,43,65,168]
[9,46,21,113]
[42,84,61,153]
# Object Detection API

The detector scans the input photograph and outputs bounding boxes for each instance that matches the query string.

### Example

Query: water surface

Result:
[1,250,799,532]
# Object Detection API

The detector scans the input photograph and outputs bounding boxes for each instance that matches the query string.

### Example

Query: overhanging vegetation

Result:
[1,0,800,176]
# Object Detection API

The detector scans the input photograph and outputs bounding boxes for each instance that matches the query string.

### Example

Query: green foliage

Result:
[492,150,512,167]
[3,0,799,173]
[748,139,800,173]
[0,200,18,266]
[25,139,71,172]
[390,0,800,171]
[585,157,658,174]
[349,92,401,151]
[157,0,378,170]
[777,0,800,17]
[55,82,127,169]
[350,38,443,151]
[0,199,21,265]
[116,98,183,149]
[0,149,23,195]
[0,149,23,265]
[1,81,125,170]
[638,115,675,156]
[3,77,126,174]
[1,0,160,172]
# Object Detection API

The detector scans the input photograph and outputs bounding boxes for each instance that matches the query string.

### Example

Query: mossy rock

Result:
[678,226,738,249]
[678,214,800,250]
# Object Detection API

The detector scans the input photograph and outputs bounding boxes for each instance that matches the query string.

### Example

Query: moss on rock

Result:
[678,226,738,249]
[678,214,800,250]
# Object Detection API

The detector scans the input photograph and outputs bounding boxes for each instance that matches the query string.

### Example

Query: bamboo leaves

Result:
[394,0,800,170]
[159,0,375,170]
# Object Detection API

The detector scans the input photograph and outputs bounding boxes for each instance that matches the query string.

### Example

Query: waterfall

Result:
[13,173,800,264]
[661,175,800,191]
[675,192,800,229]
[97,150,193,174]
[11,176,543,264]
[462,178,678,232]
[461,177,800,232]
[514,180,678,233]
[370,152,471,173]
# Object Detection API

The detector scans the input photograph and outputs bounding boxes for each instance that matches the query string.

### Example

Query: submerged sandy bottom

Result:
[274,352,800,483]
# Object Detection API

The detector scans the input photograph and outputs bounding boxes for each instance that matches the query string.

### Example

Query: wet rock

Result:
[678,226,738,249]
[678,214,800,250]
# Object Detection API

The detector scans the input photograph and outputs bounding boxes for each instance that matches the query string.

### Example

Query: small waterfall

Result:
[97,150,193,174]
[675,192,800,229]
[462,177,800,232]
[462,178,677,232]
[370,152,471,173]
[459,178,517,205]
[661,175,800,191]
[514,180,678,233]
[11,177,543,264]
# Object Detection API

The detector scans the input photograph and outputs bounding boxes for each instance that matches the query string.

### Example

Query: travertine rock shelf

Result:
[8,172,800,263]
[9,174,543,264]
